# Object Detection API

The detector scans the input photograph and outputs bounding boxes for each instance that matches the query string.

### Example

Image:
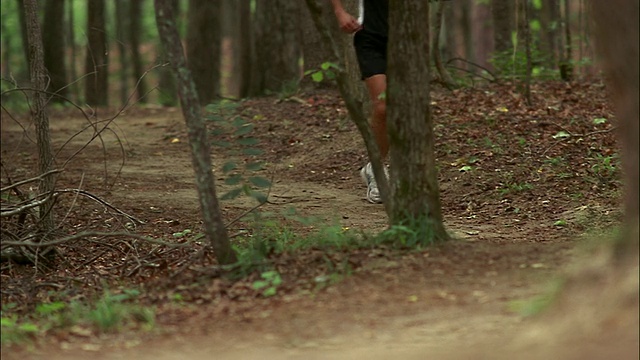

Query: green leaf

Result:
[593,117,607,125]
[18,323,39,333]
[325,70,336,80]
[224,174,243,186]
[245,162,264,171]
[237,137,259,146]
[250,191,268,204]
[242,148,264,156]
[248,176,271,188]
[222,161,238,174]
[1,317,16,327]
[209,128,226,136]
[262,287,277,297]
[321,62,332,70]
[221,188,243,200]
[232,116,248,128]
[459,165,473,172]
[211,140,232,148]
[36,302,65,315]
[252,280,269,290]
[234,124,254,136]
[312,71,324,82]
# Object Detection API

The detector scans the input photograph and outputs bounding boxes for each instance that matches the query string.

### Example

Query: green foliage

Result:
[252,270,283,297]
[1,288,154,346]
[375,214,439,249]
[490,48,558,80]
[205,100,270,204]
[588,152,619,181]
[304,62,339,84]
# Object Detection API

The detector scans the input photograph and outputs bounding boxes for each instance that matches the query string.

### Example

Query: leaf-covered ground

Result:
[1,78,636,359]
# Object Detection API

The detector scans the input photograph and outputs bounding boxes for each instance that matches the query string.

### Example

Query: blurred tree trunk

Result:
[1,9,12,79]
[492,0,514,53]
[387,0,448,241]
[24,0,56,239]
[115,0,129,106]
[237,0,252,98]
[540,0,560,68]
[299,0,334,89]
[17,0,31,82]
[67,0,79,101]
[221,0,239,97]
[154,0,237,265]
[251,0,301,95]
[592,0,639,263]
[433,0,455,88]
[520,0,532,105]
[186,0,221,105]
[156,0,179,106]
[42,0,67,102]
[559,0,573,81]
[129,0,148,103]
[459,0,474,71]
[84,0,108,107]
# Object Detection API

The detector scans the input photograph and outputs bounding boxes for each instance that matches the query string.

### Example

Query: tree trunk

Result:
[129,0,148,103]
[251,0,302,95]
[115,0,129,106]
[559,0,573,81]
[492,0,514,53]
[154,0,237,265]
[521,0,533,105]
[540,0,560,69]
[433,0,455,88]
[42,0,67,102]
[387,0,448,242]
[299,0,334,89]
[186,0,221,105]
[17,0,31,82]
[67,0,79,101]
[24,0,56,238]
[156,0,179,106]
[237,0,252,98]
[592,0,639,263]
[84,0,108,107]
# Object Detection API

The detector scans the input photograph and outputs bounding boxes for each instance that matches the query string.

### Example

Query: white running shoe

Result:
[360,162,385,204]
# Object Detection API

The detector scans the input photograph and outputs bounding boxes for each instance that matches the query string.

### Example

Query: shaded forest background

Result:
[1,0,599,109]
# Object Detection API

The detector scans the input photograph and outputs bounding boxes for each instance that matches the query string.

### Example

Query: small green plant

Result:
[304,61,339,84]
[0,316,40,346]
[206,101,271,204]
[87,289,154,332]
[499,182,533,195]
[544,156,565,167]
[588,152,619,180]
[252,270,283,297]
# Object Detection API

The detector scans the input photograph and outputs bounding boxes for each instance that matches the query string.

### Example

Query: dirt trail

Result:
[1,85,637,359]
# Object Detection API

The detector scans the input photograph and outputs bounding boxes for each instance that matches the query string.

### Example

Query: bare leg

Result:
[364,74,388,159]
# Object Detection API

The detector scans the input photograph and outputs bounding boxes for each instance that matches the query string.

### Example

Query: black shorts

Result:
[353,31,387,80]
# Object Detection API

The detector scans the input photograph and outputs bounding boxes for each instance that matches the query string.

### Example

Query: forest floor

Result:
[0,79,638,359]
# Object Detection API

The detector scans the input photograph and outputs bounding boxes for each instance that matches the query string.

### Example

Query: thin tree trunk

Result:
[17,0,31,81]
[67,0,78,101]
[237,0,252,98]
[560,0,573,81]
[522,0,533,105]
[129,0,148,103]
[84,0,108,107]
[154,0,237,265]
[24,0,56,239]
[115,0,129,106]
[433,0,455,88]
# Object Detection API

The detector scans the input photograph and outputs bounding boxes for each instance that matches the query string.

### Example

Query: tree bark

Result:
[559,0,574,81]
[433,0,455,88]
[24,0,56,238]
[156,0,179,106]
[251,0,302,95]
[84,0,108,107]
[492,0,514,53]
[42,0,67,102]
[387,0,448,241]
[129,0,148,103]
[154,0,237,265]
[592,0,639,262]
[237,0,252,98]
[186,0,221,104]
[115,0,129,106]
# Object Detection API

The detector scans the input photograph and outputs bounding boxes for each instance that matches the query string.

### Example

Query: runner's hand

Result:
[335,10,362,33]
